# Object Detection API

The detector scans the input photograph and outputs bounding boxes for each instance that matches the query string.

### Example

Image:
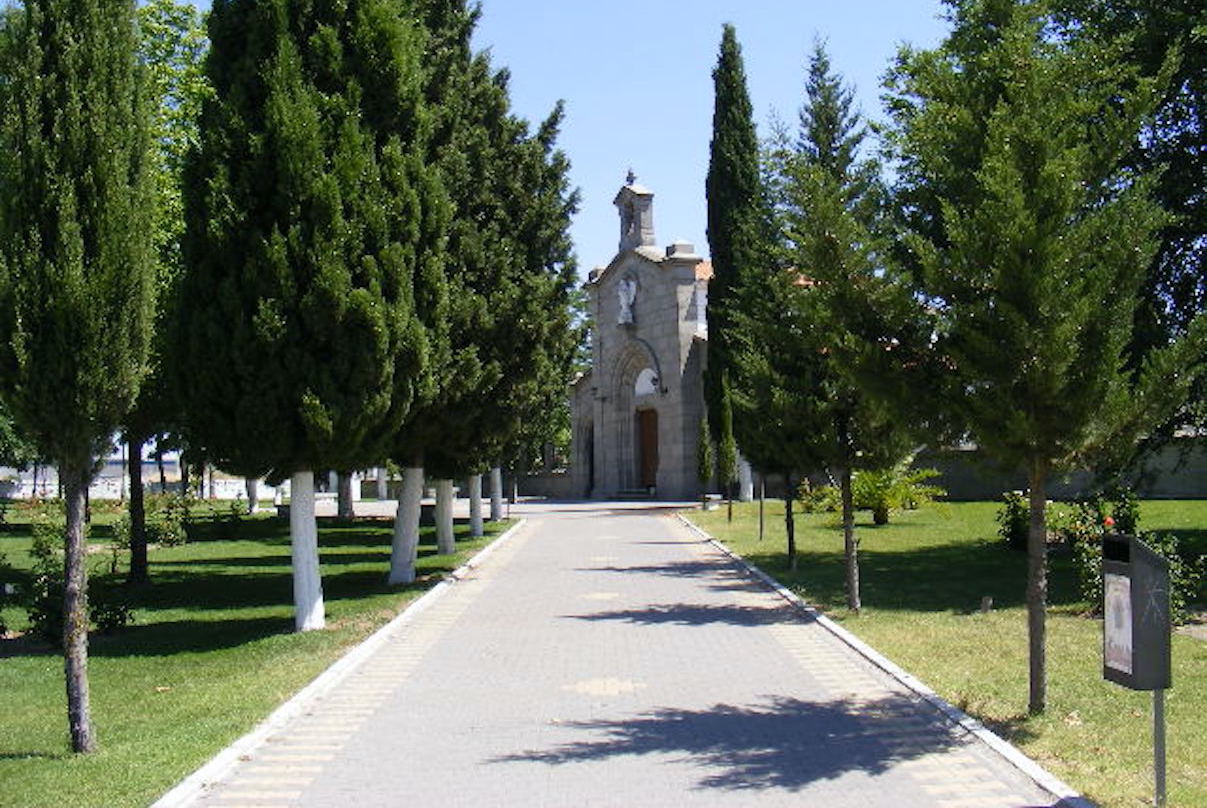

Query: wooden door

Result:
[637,409,659,489]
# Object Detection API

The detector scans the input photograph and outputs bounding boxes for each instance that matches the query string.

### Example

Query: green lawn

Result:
[0,507,510,808]
[688,499,1206,808]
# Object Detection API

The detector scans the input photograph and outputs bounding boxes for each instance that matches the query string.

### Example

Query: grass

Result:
[0,504,511,808]
[688,499,1206,808]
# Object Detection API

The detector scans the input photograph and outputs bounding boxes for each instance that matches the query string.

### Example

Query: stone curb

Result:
[151,518,530,808]
[675,512,1096,808]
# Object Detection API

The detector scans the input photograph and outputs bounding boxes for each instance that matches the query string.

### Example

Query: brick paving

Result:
[182,502,1074,807]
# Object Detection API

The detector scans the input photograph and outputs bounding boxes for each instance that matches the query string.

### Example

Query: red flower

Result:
[1104,516,1115,528]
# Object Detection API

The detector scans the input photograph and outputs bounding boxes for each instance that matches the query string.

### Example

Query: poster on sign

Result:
[1104,572,1133,675]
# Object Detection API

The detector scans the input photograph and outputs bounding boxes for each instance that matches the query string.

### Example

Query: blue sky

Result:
[472,1,950,272]
[190,1,951,274]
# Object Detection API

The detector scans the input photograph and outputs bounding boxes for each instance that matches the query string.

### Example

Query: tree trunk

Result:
[179,455,189,499]
[784,473,797,572]
[62,462,96,753]
[155,444,166,492]
[32,463,39,498]
[127,433,148,585]
[388,466,424,585]
[509,470,518,505]
[468,474,484,538]
[336,472,354,520]
[435,479,455,555]
[726,479,733,523]
[376,467,388,500]
[245,478,258,514]
[289,471,325,631]
[738,456,754,502]
[489,466,503,522]
[758,474,765,542]
[119,442,127,502]
[1027,461,1049,714]
[841,465,861,613]
[206,464,215,499]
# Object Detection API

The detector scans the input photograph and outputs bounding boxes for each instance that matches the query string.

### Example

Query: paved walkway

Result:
[180,502,1071,808]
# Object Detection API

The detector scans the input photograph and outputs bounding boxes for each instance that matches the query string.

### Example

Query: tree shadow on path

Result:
[490,694,972,793]
[564,601,807,627]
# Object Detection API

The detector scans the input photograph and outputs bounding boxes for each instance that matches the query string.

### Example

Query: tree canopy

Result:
[179,0,446,481]
[883,0,1205,713]
[0,0,156,753]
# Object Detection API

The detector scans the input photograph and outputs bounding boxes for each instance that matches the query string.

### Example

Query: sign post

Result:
[1102,534,1171,808]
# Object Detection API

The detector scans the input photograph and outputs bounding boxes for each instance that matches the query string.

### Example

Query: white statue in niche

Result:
[617,275,637,325]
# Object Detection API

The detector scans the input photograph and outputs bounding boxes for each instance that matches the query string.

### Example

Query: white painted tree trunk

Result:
[388,467,424,585]
[376,467,388,500]
[289,471,326,631]
[435,479,455,554]
[738,456,755,502]
[489,466,503,521]
[468,474,484,537]
[245,478,258,514]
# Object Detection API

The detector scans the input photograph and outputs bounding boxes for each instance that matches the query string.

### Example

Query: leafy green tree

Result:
[125,0,210,584]
[180,0,446,627]
[728,259,828,571]
[0,399,38,471]
[883,0,1205,713]
[705,25,770,467]
[0,0,156,753]
[1051,0,1207,462]
[778,42,916,612]
[1053,0,1205,349]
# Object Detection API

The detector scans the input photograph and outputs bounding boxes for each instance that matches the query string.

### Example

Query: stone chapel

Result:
[569,174,712,500]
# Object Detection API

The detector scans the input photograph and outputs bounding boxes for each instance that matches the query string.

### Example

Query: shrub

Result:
[1064,499,1108,611]
[26,519,66,644]
[798,462,946,524]
[797,478,840,513]
[1143,533,1206,626]
[22,518,136,643]
[996,491,1029,551]
[1109,486,1140,535]
[0,551,13,636]
[89,592,134,634]
[149,495,187,546]
[852,463,945,525]
[109,512,132,575]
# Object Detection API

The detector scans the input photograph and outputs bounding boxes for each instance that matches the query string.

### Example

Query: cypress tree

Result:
[884,0,1206,713]
[389,2,578,579]
[180,0,446,627]
[0,0,155,752]
[705,24,768,458]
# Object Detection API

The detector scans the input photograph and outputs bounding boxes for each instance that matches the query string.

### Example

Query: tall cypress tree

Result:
[884,0,1205,713]
[180,0,446,628]
[0,0,155,753]
[389,2,579,576]
[705,25,768,456]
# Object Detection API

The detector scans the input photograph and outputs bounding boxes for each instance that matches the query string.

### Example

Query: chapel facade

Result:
[569,174,712,500]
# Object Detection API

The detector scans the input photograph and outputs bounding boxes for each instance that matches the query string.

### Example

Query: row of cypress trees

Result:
[705,0,1205,718]
[0,0,579,754]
